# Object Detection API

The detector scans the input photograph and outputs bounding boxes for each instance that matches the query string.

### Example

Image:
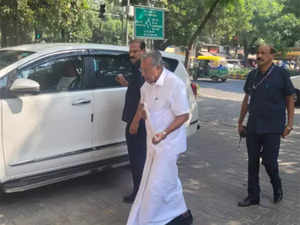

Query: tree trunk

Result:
[0,17,8,47]
[243,39,249,65]
[11,0,18,46]
[184,0,222,69]
[61,29,66,42]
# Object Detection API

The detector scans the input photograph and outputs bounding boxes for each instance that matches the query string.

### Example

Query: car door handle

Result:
[72,99,91,105]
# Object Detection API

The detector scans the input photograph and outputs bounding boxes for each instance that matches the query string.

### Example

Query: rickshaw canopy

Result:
[197,55,226,61]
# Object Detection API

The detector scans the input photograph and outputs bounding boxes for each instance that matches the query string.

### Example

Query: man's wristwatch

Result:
[286,126,293,131]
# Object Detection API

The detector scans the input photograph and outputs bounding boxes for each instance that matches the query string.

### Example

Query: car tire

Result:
[211,76,219,82]
[221,78,227,82]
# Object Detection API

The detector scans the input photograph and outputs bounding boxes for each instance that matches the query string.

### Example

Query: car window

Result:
[17,56,84,92]
[91,54,134,88]
[0,75,8,89]
[0,50,34,70]
[90,54,179,89]
[162,57,178,72]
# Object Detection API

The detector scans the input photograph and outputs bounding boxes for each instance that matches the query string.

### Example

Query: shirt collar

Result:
[258,63,274,75]
[154,68,167,86]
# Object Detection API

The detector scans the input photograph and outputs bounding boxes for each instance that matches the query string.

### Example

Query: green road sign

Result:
[134,6,164,40]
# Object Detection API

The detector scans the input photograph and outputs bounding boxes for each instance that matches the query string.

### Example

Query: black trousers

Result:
[246,133,282,200]
[125,120,146,196]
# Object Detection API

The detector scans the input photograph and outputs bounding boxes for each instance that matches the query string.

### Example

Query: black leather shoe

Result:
[274,190,283,204]
[238,196,259,207]
[123,193,135,204]
[166,209,193,225]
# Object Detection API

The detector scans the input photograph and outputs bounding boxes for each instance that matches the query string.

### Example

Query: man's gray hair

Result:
[141,50,163,67]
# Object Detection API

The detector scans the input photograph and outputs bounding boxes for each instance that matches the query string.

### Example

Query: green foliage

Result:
[0,0,131,47]
[0,0,97,46]
[158,0,212,47]
[1,0,300,56]
[229,67,251,76]
[283,0,300,17]
[214,0,300,60]
[121,0,148,6]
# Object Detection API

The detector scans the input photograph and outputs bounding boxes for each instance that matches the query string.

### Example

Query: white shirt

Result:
[140,68,190,153]
[56,76,77,91]
[126,68,190,225]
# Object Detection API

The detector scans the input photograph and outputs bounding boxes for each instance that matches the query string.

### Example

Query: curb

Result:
[229,74,247,80]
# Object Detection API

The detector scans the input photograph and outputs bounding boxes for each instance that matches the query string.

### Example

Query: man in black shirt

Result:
[237,44,295,207]
[116,39,147,203]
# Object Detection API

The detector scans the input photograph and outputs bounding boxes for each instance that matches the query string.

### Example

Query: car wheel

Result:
[221,78,227,82]
[211,76,219,82]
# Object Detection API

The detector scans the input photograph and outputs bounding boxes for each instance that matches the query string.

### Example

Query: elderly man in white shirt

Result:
[56,60,79,91]
[126,51,193,225]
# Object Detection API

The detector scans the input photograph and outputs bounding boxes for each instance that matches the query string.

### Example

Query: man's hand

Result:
[115,74,128,87]
[238,123,246,137]
[137,103,147,120]
[282,126,293,138]
[152,131,167,145]
[129,121,139,135]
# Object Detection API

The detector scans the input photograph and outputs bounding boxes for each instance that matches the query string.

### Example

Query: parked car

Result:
[291,75,300,107]
[0,43,200,193]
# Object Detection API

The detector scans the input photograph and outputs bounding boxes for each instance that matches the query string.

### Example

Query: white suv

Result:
[0,43,199,193]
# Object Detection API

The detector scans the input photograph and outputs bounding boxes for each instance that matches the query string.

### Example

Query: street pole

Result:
[147,0,153,50]
[121,12,124,45]
[125,0,130,45]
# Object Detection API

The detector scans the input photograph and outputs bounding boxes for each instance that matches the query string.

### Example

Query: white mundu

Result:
[126,68,190,225]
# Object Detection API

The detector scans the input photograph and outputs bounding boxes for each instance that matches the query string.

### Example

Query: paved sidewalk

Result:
[181,121,300,225]
[0,121,299,225]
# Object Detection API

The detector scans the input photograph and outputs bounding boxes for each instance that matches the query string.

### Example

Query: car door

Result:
[1,52,94,178]
[87,51,131,156]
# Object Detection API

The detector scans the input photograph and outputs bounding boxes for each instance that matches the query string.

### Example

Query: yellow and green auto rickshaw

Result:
[193,55,229,82]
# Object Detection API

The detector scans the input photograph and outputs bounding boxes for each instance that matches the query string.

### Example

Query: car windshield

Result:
[0,50,34,70]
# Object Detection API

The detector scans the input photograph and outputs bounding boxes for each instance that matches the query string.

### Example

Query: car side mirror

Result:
[10,78,40,94]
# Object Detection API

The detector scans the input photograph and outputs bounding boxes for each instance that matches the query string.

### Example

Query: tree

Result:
[0,0,96,47]
[214,0,300,63]
[0,0,34,47]
[184,0,238,68]
[153,0,238,68]
[214,0,257,62]
[32,0,93,42]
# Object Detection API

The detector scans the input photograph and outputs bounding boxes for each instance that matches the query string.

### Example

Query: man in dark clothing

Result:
[116,39,147,204]
[237,44,295,207]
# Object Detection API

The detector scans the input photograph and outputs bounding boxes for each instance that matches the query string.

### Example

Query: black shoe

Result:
[238,196,259,207]
[166,209,193,225]
[274,190,283,204]
[123,193,135,204]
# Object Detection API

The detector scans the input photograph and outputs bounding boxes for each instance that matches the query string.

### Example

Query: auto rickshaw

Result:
[193,55,229,82]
